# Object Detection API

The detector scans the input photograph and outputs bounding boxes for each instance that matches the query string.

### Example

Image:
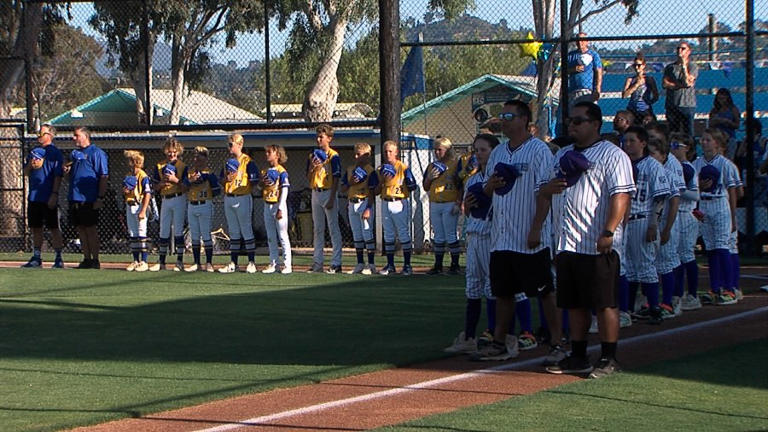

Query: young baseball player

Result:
[220,133,259,274]
[716,130,744,300]
[623,126,670,325]
[260,145,292,274]
[122,151,152,272]
[444,133,498,354]
[306,124,343,274]
[669,133,701,310]
[371,140,419,275]
[150,137,188,271]
[694,128,740,305]
[182,146,220,272]
[647,137,686,318]
[424,137,463,275]
[340,142,376,274]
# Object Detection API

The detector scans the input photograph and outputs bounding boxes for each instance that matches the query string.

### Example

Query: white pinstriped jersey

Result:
[552,140,635,255]
[678,160,699,212]
[692,154,740,198]
[660,155,685,223]
[630,156,670,215]
[485,137,553,253]
[463,170,491,236]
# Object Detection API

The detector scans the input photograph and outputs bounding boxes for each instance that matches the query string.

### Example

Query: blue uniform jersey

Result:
[567,48,602,91]
[69,145,109,203]
[27,144,63,203]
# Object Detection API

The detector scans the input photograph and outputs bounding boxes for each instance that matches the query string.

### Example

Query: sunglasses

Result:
[633,63,644,67]
[677,47,688,51]
[498,112,520,121]
[567,116,592,126]
[37,132,51,138]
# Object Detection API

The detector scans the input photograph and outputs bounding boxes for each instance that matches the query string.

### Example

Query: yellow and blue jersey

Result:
[427,158,461,202]
[307,148,342,189]
[124,169,152,204]
[184,170,221,202]
[341,164,375,200]
[458,152,478,186]
[222,153,259,195]
[153,159,187,196]
[371,160,418,200]
[261,164,290,203]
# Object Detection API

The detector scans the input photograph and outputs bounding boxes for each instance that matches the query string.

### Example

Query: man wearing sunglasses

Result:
[566,32,603,108]
[663,41,698,136]
[21,124,65,268]
[538,102,635,378]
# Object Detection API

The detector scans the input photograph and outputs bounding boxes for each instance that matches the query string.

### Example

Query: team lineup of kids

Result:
[24,102,744,376]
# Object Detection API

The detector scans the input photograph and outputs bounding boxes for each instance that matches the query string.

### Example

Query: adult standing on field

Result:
[541,102,635,379]
[22,124,65,269]
[567,32,603,108]
[663,41,698,136]
[65,126,109,269]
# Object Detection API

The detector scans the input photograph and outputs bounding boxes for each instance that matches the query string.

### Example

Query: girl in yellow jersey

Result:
[260,145,292,274]
[182,146,220,272]
[371,140,419,275]
[122,150,152,272]
[423,136,464,275]
[219,133,260,274]
[150,137,188,271]
[340,142,376,274]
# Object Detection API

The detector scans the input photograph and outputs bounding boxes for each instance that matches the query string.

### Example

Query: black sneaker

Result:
[76,259,93,269]
[425,266,443,275]
[588,357,621,379]
[325,265,342,274]
[647,305,663,325]
[448,263,461,275]
[21,256,42,268]
[91,259,101,269]
[546,355,593,375]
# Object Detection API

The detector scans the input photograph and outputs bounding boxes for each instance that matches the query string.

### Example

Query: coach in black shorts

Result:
[537,102,634,378]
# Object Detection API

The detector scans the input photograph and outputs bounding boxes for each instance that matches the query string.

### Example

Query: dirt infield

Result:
[63,284,768,432]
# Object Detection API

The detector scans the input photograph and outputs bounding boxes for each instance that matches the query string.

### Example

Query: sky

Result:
[69,0,765,68]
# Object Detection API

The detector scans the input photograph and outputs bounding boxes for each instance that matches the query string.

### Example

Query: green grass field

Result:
[378,339,768,432]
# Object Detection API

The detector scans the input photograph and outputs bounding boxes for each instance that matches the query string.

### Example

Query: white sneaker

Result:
[174,261,184,272]
[619,311,632,328]
[280,265,292,274]
[680,294,702,311]
[135,261,149,272]
[149,263,165,272]
[588,315,598,334]
[379,266,395,275]
[185,264,199,272]
[246,261,257,274]
[362,264,376,275]
[126,261,139,272]
[205,263,215,273]
[471,334,519,361]
[733,288,744,301]
[348,263,365,274]
[672,296,683,317]
[219,262,237,273]
[443,331,477,354]
[262,263,277,274]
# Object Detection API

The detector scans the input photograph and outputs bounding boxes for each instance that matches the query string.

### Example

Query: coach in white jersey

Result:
[473,100,563,364]
[540,102,635,379]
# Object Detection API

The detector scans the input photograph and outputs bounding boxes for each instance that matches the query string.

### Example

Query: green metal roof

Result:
[47,89,192,125]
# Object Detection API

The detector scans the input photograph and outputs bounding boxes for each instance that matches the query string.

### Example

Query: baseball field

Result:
[0,253,766,432]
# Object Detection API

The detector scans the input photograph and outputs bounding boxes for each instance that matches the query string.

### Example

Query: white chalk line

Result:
[195,306,768,432]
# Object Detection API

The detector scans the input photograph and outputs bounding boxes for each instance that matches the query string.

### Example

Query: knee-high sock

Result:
[192,243,201,264]
[661,272,676,305]
[707,251,721,293]
[628,281,641,311]
[730,253,740,291]
[516,298,533,333]
[174,235,185,260]
[486,298,496,334]
[685,260,699,296]
[465,298,482,339]
[673,265,685,297]
[717,249,732,293]
[642,282,660,308]
[618,275,630,312]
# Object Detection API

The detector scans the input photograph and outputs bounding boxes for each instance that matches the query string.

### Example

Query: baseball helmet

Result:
[70,149,86,161]
[467,182,492,219]
[162,163,177,176]
[312,149,328,163]
[558,150,592,187]
[123,175,138,190]
[493,162,521,195]
[682,164,695,184]
[265,168,280,184]
[432,161,447,175]
[380,164,396,178]
[699,164,720,193]
[352,166,368,183]
[30,147,46,160]
[226,158,240,173]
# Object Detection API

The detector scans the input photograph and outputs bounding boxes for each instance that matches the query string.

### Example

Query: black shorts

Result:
[69,202,100,228]
[490,249,554,298]
[556,251,619,310]
[28,201,59,229]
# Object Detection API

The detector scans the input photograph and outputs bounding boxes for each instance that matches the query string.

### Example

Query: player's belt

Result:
[628,214,647,220]
[700,196,723,201]
[264,199,278,204]
[125,199,137,205]
[189,200,207,205]
[162,192,183,199]
[225,193,249,197]
[348,197,367,203]
[381,196,403,202]
[313,187,328,192]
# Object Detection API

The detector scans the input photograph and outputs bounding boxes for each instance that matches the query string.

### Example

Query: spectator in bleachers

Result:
[622,53,658,124]
[663,41,698,136]
[708,88,741,160]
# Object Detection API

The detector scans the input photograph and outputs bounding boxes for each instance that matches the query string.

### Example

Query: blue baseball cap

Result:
[313,149,328,163]
[123,175,138,190]
[493,162,521,195]
[226,158,240,173]
[467,182,491,219]
[70,149,86,161]
[162,163,177,176]
[352,166,368,183]
[432,161,447,174]
[558,150,592,187]
[682,164,695,184]
[380,164,396,178]
[30,147,46,160]
[699,165,720,192]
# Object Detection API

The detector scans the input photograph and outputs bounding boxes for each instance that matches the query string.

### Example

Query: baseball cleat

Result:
[246,261,257,274]
[589,357,621,379]
[135,261,149,272]
[185,264,199,272]
[126,261,139,272]
[378,265,396,275]
[517,332,538,351]
[21,257,42,268]
[205,263,215,273]
[76,259,92,269]
[174,261,184,272]
[470,335,518,361]
[52,259,65,269]
[400,265,413,276]
[348,263,365,274]
[443,331,477,354]
[361,264,376,275]
[447,263,462,275]
[149,263,165,272]
[425,266,443,275]
[219,262,238,273]
[262,263,277,274]
[326,265,342,274]
[91,259,101,269]
[546,355,593,375]
[306,262,324,273]
[280,265,292,274]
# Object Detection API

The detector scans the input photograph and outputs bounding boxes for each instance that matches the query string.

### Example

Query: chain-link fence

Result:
[0,122,26,251]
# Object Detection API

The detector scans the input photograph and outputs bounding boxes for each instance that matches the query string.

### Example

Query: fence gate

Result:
[0,121,27,253]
